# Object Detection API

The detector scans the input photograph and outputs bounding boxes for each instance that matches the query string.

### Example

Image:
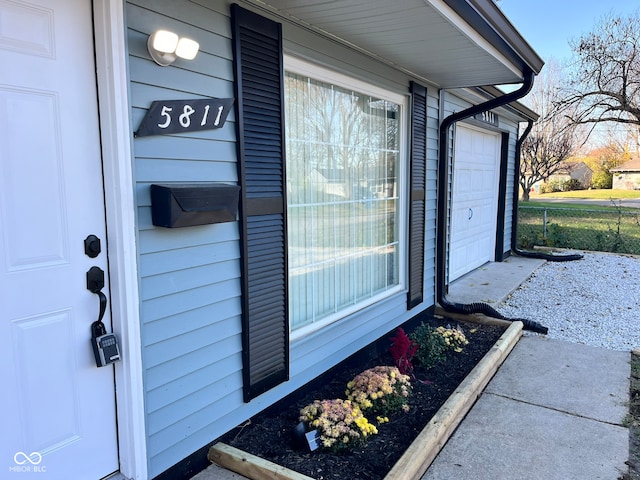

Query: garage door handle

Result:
[468,208,473,220]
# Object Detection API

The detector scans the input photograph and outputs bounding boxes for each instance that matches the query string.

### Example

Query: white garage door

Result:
[449,124,501,281]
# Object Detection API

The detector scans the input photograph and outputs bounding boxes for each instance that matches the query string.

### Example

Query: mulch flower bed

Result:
[219,314,506,480]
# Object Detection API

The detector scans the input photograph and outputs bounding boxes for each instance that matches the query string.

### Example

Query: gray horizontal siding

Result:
[290,295,409,379]
[127,0,440,476]
[499,118,519,255]
[424,88,439,306]
[144,333,240,393]
[138,241,239,277]
[141,260,239,300]
[134,134,237,159]
[126,0,244,477]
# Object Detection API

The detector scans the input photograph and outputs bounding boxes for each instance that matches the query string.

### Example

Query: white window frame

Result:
[284,56,408,341]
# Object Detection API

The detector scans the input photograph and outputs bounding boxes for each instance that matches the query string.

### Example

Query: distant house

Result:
[532,161,593,193]
[565,161,594,188]
[301,166,397,201]
[611,157,640,190]
[2,1,542,479]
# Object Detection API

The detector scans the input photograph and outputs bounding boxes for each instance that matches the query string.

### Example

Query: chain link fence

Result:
[516,205,640,255]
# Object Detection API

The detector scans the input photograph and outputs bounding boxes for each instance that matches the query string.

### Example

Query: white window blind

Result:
[285,61,404,335]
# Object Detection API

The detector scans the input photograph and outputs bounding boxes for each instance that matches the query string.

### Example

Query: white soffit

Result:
[255,0,535,88]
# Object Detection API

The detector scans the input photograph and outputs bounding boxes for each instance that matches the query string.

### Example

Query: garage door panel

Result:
[449,125,500,281]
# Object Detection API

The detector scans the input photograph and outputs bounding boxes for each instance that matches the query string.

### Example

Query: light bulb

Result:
[175,38,199,60]
[151,30,178,53]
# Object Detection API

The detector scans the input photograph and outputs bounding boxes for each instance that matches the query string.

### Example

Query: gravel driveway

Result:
[497,251,640,352]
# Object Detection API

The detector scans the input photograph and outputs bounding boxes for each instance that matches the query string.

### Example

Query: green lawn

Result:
[518,190,640,254]
[531,189,640,200]
[520,201,638,212]
[517,202,640,255]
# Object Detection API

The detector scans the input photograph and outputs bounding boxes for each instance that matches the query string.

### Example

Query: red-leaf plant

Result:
[388,328,418,377]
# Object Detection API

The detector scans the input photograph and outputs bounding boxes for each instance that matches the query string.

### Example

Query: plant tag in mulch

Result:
[305,429,321,451]
[292,423,321,451]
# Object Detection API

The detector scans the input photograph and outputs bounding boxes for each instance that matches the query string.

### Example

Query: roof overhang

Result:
[611,158,640,172]
[249,0,544,88]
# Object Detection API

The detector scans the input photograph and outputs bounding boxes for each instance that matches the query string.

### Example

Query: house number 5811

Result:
[136,98,235,137]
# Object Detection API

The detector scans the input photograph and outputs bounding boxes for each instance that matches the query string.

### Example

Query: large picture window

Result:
[285,58,406,336]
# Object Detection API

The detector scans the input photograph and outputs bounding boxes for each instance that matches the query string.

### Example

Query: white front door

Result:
[449,124,501,281]
[0,0,119,478]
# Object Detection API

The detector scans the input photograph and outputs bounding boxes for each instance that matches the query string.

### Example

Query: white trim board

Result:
[93,1,147,479]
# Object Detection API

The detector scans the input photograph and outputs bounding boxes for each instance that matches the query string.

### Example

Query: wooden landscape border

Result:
[208,315,523,480]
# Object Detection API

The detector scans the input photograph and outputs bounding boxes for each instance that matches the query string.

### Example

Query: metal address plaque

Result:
[136,98,234,137]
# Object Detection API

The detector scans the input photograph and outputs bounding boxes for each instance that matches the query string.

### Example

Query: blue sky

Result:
[498,1,640,148]
[498,0,640,63]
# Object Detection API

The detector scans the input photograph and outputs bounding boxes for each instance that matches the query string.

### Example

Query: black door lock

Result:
[86,266,121,367]
[86,266,105,293]
[84,234,101,258]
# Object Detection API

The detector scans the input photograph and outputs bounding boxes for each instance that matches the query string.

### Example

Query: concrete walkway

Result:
[193,256,632,480]
[446,254,545,307]
[422,335,630,479]
[424,255,630,479]
[191,465,246,480]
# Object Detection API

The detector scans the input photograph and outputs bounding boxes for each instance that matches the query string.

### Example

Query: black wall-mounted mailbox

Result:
[150,183,240,228]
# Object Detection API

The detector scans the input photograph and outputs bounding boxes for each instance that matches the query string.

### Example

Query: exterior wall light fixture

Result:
[147,30,199,66]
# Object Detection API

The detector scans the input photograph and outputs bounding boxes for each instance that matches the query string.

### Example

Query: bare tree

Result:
[519,60,582,200]
[560,11,640,135]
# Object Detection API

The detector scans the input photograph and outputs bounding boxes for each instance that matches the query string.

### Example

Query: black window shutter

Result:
[407,82,427,309]
[231,4,289,402]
